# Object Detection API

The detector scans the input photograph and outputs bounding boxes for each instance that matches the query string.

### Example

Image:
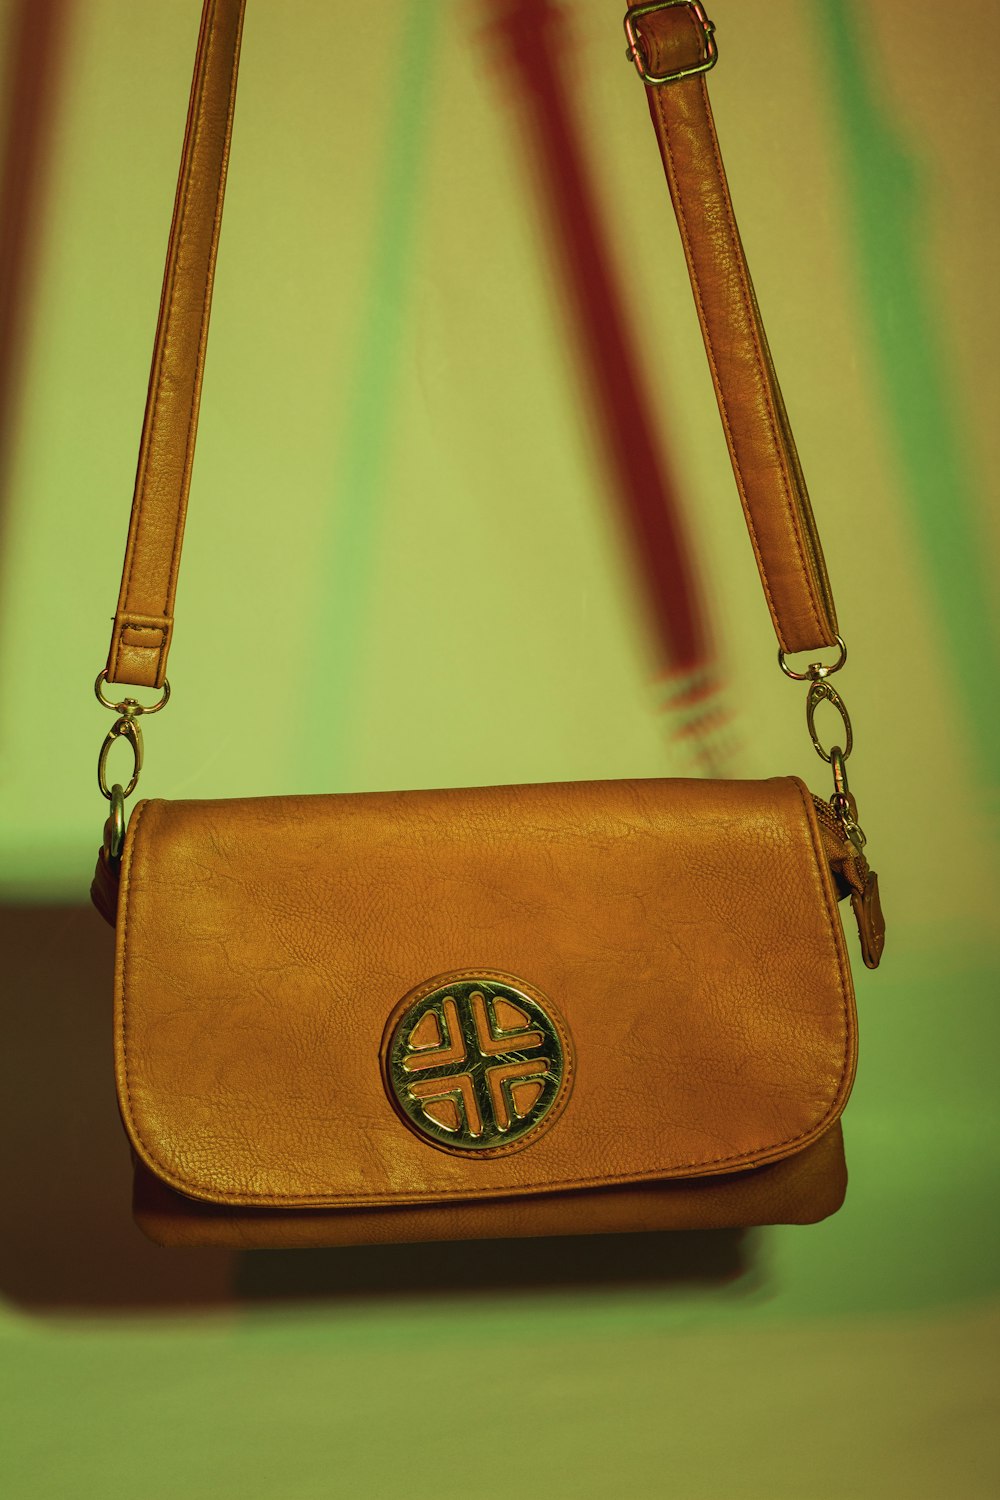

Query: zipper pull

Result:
[829,747,885,968]
[851,869,885,970]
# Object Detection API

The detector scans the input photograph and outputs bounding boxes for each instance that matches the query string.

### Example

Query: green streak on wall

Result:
[815,3,999,785]
[301,1,440,785]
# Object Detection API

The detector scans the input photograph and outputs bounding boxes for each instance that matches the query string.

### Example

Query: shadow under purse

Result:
[91,0,884,1248]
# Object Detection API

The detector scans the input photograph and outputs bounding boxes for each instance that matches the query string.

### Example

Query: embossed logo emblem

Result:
[381,972,573,1156]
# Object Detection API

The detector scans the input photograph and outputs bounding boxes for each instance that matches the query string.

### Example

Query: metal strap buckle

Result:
[624,2,718,87]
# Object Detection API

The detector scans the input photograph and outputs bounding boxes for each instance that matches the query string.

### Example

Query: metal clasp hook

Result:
[805,677,854,763]
[829,744,866,851]
[97,712,144,800]
[93,672,170,810]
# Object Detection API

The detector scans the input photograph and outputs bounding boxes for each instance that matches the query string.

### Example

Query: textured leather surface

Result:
[626,0,838,652]
[115,777,856,1219]
[105,0,245,689]
[131,1123,848,1247]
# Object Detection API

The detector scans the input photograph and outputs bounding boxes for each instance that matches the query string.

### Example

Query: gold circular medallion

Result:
[381,972,573,1157]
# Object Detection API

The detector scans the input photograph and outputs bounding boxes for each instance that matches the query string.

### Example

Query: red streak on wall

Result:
[480,0,714,692]
[0,1,70,549]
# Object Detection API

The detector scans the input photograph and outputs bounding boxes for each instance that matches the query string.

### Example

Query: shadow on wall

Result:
[1,903,752,1312]
[0,1,70,598]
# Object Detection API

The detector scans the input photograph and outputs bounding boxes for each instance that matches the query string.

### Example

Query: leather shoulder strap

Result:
[104,0,837,688]
[625,1,837,653]
[105,0,246,690]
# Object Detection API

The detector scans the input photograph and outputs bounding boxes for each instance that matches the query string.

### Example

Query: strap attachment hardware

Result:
[799,664,870,855]
[777,634,848,683]
[624,2,718,87]
[94,669,171,802]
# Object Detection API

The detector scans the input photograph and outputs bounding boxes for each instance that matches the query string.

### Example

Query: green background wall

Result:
[1,2,997,1495]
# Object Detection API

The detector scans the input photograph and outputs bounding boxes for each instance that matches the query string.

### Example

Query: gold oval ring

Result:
[806,678,853,763]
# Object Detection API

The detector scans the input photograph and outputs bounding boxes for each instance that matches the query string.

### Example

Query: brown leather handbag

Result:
[92,0,884,1247]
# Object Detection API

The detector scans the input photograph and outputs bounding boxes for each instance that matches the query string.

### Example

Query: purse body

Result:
[95,2,883,1247]
[116,776,856,1245]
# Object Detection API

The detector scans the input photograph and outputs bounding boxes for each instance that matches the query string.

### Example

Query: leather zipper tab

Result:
[813,793,885,969]
[851,869,885,970]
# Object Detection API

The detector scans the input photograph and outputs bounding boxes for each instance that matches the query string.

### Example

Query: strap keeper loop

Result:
[624,1,718,87]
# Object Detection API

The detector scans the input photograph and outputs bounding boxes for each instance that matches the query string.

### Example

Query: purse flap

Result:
[114,777,856,1209]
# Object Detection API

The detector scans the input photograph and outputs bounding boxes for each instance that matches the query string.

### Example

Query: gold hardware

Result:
[806,680,866,846]
[829,746,866,851]
[830,744,849,800]
[381,973,573,1157]
[777,634,848,682]
[806,678,853,763]
[786,647,871,853]
[106,783,127,864]
[98,713,143,800]
[95,669,170,716]
[94,669,170,807]
[624,2,718,87]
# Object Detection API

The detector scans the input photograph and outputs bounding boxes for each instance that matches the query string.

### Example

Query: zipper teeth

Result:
[812,791,854,851]
[812,793,843,834]
[812,791,869,876]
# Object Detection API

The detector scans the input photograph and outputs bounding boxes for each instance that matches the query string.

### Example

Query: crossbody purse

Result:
[91,0,885,1247]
